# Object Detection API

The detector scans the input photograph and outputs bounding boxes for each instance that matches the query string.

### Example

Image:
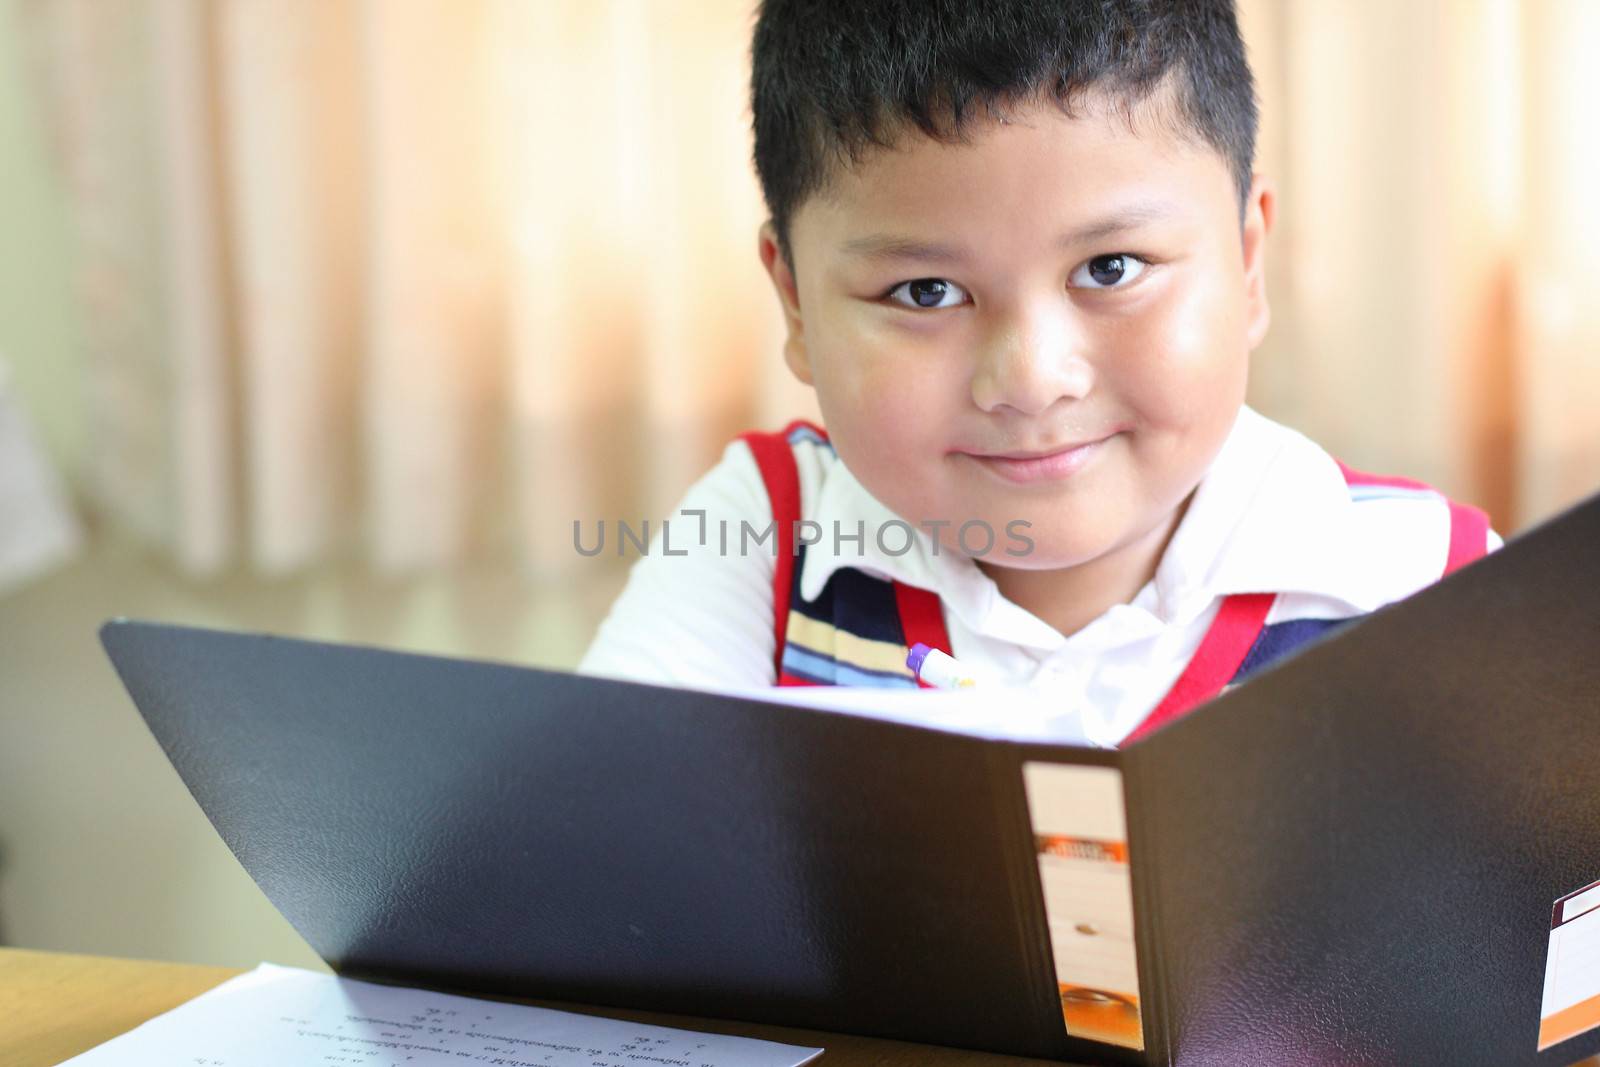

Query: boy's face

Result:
[759,91,1273,571]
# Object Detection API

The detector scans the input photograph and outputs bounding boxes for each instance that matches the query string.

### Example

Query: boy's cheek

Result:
[1111,304,1248,412]
[819,376,956,500]
[825,390,942,470]
[811,327,943,411]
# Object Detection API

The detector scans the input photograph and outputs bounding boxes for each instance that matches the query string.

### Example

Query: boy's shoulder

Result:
[731,417,840,522]
[1201,408,1497,618]
[736,417,836,464]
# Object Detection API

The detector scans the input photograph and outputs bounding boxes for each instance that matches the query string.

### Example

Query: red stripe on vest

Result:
[893,581,953,688]
[1119,592,1274,746]
[1443,500,1490,576]
[1331,461,1433,493]
[738,420,826,682]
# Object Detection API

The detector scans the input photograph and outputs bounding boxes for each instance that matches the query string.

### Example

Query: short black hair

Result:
[750,0,1259,265]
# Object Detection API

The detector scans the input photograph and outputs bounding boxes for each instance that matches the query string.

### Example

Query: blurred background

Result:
[0,0,1595,971]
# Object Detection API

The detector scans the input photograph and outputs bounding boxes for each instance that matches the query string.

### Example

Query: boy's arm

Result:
[576,440,778,689]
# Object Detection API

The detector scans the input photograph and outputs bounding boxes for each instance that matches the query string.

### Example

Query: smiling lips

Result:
[963,434,1116,484]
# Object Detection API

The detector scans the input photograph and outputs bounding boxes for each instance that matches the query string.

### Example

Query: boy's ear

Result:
[758,221,813,385]
[1242,173,1276,351]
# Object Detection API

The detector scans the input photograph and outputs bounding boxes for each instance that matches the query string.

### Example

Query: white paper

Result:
[1562,882,1600,925]
[57,963,823,1067]
[1541,894,1600,1050]
[708,682,1111,747]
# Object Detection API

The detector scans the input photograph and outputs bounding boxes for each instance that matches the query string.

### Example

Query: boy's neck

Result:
[974,494,1193,641]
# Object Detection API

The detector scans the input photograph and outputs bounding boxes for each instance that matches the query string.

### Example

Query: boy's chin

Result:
[966,536,1121,572]
[973,553,1105,573]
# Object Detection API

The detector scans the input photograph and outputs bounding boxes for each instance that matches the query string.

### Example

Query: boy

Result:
[579,0,1495,745]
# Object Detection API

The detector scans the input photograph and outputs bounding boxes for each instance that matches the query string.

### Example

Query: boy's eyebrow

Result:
[840,201,1181,263]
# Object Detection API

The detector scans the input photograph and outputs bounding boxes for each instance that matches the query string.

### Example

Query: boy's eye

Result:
[886,277,969,310]
[1069,253,1148,290]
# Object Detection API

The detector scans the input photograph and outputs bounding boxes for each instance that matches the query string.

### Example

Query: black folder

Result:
[101,491,1600,1067]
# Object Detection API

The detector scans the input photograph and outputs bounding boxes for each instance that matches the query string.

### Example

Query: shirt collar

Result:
[1147,404,1363,620]
[798,405,1365,645]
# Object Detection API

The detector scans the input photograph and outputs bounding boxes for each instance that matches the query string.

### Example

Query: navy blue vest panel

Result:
[1233,616,1361,684]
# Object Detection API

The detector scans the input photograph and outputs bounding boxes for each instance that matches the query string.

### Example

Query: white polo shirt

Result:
[578,404,1498,744]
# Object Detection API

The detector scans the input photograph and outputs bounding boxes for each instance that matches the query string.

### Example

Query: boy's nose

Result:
[969,311,1095,416]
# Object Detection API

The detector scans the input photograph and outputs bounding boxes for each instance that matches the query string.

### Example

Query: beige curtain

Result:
[1241,0,1600,532]
[20,0,1599,580]
[22,0,811,579]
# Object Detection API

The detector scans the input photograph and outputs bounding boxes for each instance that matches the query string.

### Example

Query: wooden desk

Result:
[0,947,1069,1067]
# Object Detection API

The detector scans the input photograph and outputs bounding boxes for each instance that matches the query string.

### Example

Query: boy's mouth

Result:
[959,432,1119,485]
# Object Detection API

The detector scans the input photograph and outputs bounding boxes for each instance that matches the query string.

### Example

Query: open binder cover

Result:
[101,491,1600,1067]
